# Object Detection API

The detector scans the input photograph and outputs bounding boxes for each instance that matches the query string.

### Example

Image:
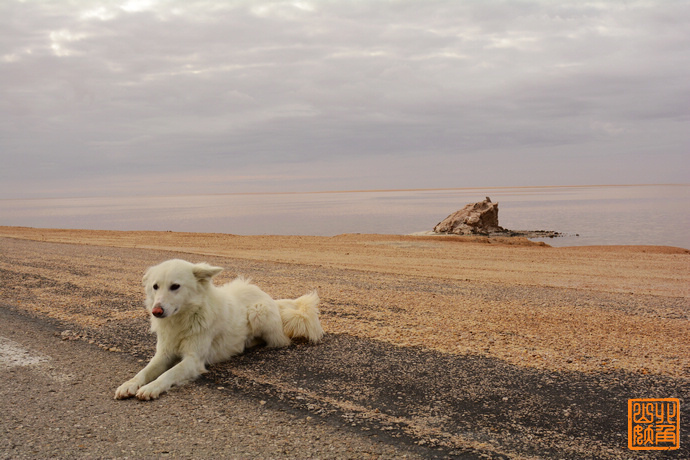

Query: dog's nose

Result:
[152,305,165,318]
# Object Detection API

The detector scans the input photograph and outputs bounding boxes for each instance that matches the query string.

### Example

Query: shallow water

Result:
[1,184,688,248]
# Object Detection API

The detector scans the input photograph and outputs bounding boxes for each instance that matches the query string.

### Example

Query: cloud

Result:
[1,0,688,198]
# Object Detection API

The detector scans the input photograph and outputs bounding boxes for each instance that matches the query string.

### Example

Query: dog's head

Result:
[142,259,223,319]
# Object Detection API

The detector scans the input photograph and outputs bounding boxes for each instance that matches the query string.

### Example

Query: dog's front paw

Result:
[114,379,141,400]
[136,382,164,401]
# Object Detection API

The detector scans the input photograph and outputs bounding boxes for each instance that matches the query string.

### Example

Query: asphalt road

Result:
[0,307,422,459]
[3,302,687,459]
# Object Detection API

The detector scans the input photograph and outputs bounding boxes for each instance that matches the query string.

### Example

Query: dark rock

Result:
[433,197,562,239]
[433,197,505,235]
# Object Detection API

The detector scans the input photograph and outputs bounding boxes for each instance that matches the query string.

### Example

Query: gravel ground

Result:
[0,307,417,459]
[1,227,688,458]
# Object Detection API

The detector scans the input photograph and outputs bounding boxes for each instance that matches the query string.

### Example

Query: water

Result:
[1,184,689,248]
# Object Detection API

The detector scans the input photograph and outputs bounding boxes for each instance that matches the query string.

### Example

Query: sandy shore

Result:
[1,226,689,457]
[2,226,688,378]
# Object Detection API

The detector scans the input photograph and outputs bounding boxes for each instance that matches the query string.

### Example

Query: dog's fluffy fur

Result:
[115,259,323,400]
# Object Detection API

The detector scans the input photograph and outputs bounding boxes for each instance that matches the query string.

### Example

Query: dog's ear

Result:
[193,263,223,282]
[142,267,153,286]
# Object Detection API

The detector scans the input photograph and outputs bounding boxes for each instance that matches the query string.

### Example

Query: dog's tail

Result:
[276,291,324,344]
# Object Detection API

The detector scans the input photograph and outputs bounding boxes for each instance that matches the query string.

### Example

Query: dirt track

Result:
[1,227,688,458]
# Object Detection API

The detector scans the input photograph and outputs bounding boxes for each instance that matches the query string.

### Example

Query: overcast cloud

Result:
[1,0,688,198]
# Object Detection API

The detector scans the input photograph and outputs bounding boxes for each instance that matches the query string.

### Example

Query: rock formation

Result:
[431,197,563,239]
[433,197,505,235]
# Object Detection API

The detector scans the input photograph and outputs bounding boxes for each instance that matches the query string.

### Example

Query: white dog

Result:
[115,259,323,400]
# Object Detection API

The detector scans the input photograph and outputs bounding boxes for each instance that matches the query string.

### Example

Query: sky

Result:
[1,0,688,199]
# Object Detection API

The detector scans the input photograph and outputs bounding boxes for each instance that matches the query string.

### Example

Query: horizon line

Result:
[2,183,687,201]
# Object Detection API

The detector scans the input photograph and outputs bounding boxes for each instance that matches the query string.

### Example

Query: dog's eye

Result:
[153,283,159,290]
[170,283,180,291]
